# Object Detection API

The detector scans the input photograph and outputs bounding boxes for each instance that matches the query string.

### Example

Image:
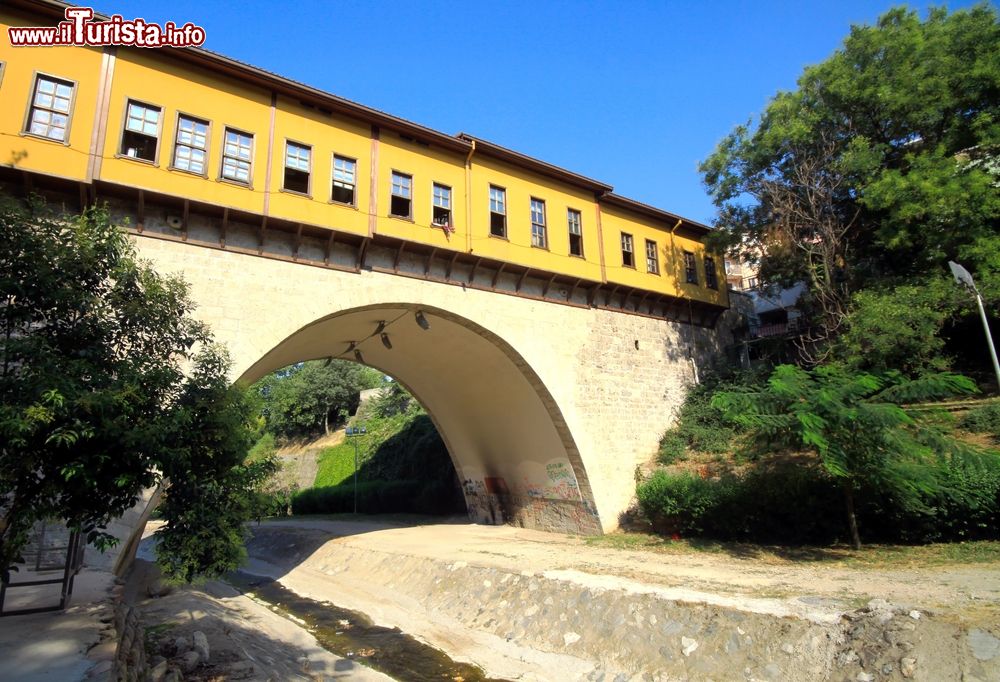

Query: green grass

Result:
[314,442,360,487]
[584,531,1000,568]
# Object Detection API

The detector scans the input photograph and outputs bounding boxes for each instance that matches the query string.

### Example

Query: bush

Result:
[291,478,460,516]
[636,457,1000,546]
[656,371,760,464]
[246,432,276,463]
[960,403,1000,439]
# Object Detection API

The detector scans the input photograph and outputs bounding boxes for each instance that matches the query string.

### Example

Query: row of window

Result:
[20,72,718,288]
[619,234,718,288]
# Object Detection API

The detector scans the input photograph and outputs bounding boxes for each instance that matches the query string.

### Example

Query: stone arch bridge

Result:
[117,215,729,536]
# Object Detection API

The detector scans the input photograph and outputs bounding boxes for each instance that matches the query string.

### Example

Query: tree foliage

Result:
[0,197,269,581]
[712,364,995,548]
[701,4,1000,349]
[253,360,380,441]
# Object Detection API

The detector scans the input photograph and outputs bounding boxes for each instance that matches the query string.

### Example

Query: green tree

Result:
[0,196,268,581]
[255,360,380,441]
[712,364,993,548]
[154,346,278,582]
[701,4,1000,347]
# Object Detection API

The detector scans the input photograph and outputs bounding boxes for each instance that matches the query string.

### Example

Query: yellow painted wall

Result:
[268,97,370,236]
[374,133,468,250]
[101,49,271,216]
[0,12,101,181]
[1,6,725,310]
[468,155,604,282]
[601,204,728,307]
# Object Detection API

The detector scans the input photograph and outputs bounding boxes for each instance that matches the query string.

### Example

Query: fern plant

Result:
[712,364,994,548]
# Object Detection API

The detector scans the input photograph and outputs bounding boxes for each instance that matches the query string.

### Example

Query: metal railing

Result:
[0,521,85,616]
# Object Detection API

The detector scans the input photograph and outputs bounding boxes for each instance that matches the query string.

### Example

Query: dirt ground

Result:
[251,517,999,625]
[135,518,1000,681]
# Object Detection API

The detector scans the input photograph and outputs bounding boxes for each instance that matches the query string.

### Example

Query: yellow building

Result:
[1,0,727,325]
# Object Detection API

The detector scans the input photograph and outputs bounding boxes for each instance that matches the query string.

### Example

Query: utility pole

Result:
[345,424,367,514]
[948,261,1000,390]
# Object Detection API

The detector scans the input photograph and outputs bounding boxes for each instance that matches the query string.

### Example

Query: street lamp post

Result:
[345,424,367,514]
[948,261,1000,389]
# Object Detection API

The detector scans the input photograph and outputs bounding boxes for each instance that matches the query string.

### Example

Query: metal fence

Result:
[0,521,85,616]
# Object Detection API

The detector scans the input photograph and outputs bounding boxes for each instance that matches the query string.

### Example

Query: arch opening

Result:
[240,304,602,535]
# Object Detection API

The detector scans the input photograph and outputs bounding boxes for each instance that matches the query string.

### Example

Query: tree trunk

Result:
[323,410,330,436]
[842,481,862,550]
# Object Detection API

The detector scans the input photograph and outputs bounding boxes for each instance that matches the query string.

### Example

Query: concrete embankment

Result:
[243,519,1000,681]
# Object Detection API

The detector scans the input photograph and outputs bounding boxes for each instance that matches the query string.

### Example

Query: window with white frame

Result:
[331,155,356,204]
[567,209,583,256]
[390,171,412,218]
[621,233,635,267]
[432,183,451,226]
[646,239,659,274]
[121,100,161,161]
[284,141,311,194]
[220,128,253,184]
[172,114,209,174]
[530,198,547,248]
[26,74,74,142]
[489,185,506,237]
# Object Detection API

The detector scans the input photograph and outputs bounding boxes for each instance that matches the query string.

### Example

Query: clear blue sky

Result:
[105,1,983,225]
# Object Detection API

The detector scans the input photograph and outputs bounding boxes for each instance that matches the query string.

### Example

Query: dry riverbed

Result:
[135,517,1000,681]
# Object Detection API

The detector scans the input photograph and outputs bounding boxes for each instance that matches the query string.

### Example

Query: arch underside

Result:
[240,304,602,535]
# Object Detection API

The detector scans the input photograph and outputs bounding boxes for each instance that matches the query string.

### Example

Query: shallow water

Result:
[227,571,508,682]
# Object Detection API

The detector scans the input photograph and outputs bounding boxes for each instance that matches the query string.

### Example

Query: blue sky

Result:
[110,1,983,225]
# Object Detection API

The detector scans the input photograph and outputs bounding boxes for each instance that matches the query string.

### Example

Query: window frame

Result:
[389,170,413,220]
[530,197,547,249]
[118,97,164,165]
[431,182,452,227]
[330,153,358,207]
[683,250,699,285]
[567,208,584,258]
[169,111,211,177]
[488,184,507,239]
[704,255,719,290]
[218,126,254,187]
[645,239,660,275]
[621,232,635,268]
[22,71,78,145]
[282,139,312,196]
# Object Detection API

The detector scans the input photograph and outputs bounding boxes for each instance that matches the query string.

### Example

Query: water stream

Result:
[227,571,509,682]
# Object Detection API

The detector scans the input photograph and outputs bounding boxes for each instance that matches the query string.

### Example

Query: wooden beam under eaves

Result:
[393,242,406,272]
[181,199,190,241]
[136,189,145,233]
[292,223,303,260]
[324,231,336,265]
[542,273,558,298]
[491,262,506,289]
[445,252,459,280]
[516,268,532,293]
[257,216,268,254]
[424,247,437,276]
[468,257,483,284]
[357,237,370,269]
[220,207,229,247]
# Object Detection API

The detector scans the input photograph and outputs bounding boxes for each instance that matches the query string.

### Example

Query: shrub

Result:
[291,479,462,516]
[636,471,722,535]
[960,403,1000,439]
[246,432,276,463]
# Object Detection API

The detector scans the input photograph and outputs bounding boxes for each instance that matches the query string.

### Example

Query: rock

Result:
[563,632,581,646]
[174,636,191,655]
[882,663,894,674]
[781,643,794,655]
[85,660,113,678]
[88,641,117,662]
[900,657,917,678]
[681,637,698,657]
[908,610,921,620]
[179,650,200,673]
[968,629,1000,661]
[163,670,181,682]
[857,673,874,682]
[149,658,168,682]
[192,630,210,662]
[229,660,254,679]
